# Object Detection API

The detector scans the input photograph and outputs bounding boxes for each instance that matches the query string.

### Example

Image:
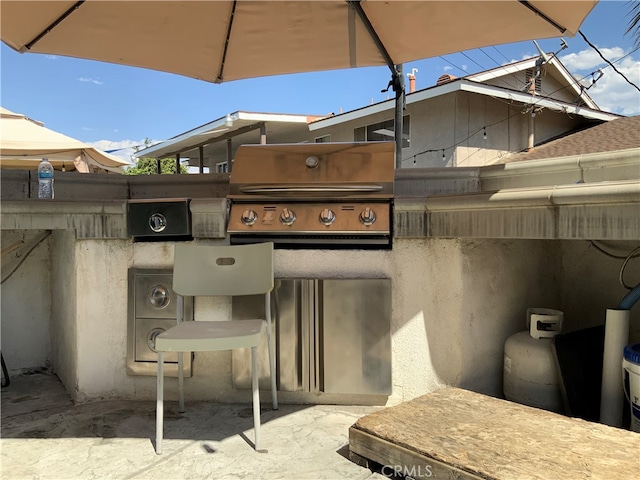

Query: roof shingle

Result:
[506,115,640,162]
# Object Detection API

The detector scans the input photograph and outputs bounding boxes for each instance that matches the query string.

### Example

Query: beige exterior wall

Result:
[483,67,581,105]
[308,90,595,169]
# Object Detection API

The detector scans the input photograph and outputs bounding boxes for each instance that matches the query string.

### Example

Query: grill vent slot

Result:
[263,206,277,211]
[341,206,356,211]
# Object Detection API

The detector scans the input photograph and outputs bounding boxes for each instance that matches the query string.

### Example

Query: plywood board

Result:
[350,387,640,480]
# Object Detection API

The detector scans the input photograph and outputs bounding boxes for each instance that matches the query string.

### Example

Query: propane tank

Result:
[503,308,564,413]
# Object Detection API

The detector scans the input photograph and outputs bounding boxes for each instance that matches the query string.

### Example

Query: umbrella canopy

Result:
[0,107,129,173]
[0,1,598,166]
[1,1,596,83]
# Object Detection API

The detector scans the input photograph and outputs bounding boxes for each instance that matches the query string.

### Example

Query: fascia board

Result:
[309,81,461,131]
[458,81,618,121]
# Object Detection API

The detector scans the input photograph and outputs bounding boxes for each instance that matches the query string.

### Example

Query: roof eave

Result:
[309,79,618,130]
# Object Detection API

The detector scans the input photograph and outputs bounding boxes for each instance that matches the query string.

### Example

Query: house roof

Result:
[309,55,612,130]
[465,55,598,110]
[309,81,616,132]
[506,115,640,162]
[136,111,325,160]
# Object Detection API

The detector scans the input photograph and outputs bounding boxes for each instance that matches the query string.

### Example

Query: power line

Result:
[479,48,502,68]
[460,51,487,71]
[578,30,640,93]
[438,55,468,76]
[491,45,511,63]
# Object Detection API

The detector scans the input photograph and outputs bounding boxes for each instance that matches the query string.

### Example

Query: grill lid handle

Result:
[239,184,384,194]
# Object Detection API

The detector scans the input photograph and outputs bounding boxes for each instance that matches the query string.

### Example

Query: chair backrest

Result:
[172,242,274,297]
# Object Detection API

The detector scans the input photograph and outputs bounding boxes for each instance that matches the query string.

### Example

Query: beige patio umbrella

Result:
[0,107,129,173]
[0,1,598,164]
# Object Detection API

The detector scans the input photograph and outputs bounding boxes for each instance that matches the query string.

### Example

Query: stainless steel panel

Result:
[134,273,178,318]
[232,277,392,396]
[127,198,192,240]
[227,202,391,235]
[320,279,392,395]
[126,268,193,377]
[231,280,303,391]
[134,317,181,362]
[301,279,315,392]
[228,142,395,198]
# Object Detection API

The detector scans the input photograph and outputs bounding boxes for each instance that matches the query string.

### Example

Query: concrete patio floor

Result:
[1,374,386,480]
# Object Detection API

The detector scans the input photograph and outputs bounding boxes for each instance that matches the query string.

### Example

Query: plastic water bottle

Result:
[37,158,54,199]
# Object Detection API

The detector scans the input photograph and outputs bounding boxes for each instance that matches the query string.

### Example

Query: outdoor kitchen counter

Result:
[2,186,640,241]
[2,159,639,241]
[349,387,640,480]
[0,198,227,240]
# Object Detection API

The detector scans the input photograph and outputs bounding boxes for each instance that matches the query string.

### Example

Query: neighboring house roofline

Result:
[466,55,598,109]
[309,78,619,130]
[137,110,326,159]
[137,57,616,160]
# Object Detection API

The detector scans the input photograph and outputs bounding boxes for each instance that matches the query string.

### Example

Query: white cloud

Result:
[78,77,103,85]
[45,55,57,60]
[461,64,468,72]
[86,139,146,165]
[443,65,452,72]
[560,47,640,116]
[560,47,626,72]
[86,138,165,165]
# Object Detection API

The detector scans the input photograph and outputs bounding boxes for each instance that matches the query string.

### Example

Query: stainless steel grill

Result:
[227,142,394,249]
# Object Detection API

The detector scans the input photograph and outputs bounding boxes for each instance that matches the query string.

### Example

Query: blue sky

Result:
[1,0,639,165]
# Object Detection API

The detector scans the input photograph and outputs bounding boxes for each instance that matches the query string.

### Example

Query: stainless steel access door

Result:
[232,279,307,392]
[232,278,391,396]
[320,279,391,395]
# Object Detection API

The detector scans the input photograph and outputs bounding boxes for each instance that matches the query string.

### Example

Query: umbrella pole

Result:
[393,65,405,169]
[348,1,405,168]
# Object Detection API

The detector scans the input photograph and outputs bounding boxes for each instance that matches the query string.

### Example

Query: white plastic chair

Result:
[155,242,278,454]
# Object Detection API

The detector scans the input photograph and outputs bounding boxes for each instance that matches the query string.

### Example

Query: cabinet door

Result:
[320,279,391,395]
[232,279,304,392]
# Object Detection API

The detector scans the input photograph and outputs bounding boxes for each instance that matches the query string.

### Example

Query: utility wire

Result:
[438,55,468,75]
[491,45,512,63]
[619,245,640,290]
[1,231,52,285]
[460,51,487,71]
[479,48,502,68]
[578,30,640,93]
[590,240,640,260]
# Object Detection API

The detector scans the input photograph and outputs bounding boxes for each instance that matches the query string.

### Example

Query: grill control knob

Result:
[280,208,296,226]
[241,209,258,226]
[319,208,336,226]
[359,207,376,226]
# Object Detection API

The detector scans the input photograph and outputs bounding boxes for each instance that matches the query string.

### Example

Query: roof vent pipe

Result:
[407,68,418,93]
[527,110,535,152]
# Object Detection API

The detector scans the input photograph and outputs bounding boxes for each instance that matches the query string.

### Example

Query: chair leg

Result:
[178,352,185,413]
[156,351,164,455]
[251,346,261,451]
[267,326,278,410]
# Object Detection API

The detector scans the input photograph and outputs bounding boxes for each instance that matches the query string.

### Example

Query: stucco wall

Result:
[1,230,52,375]
[74,238,131,401]
[50,230,79,396]
[65,238,580,404]
[3,233,638,406]
[559,240,640,342]
[458,239,561,395]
